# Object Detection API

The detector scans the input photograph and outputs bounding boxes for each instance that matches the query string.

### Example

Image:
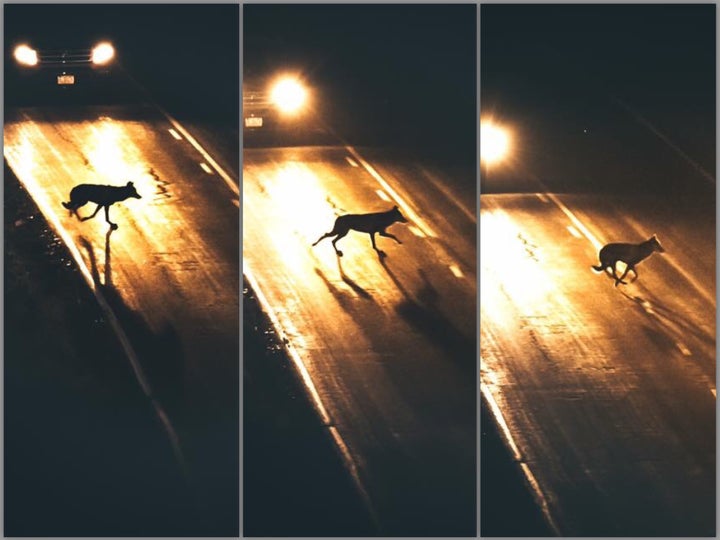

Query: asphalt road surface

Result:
[4,104,240,533]
[480,187,715,535]
[243,145,477,536]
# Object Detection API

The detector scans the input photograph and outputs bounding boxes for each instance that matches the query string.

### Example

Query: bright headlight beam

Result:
[270,78,307,114]
[481,121,510,165]
[14,44,38,66]
[91,42,115,65]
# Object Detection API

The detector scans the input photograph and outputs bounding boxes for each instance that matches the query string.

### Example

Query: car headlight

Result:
[270,78,307,114]
[91,42,114,65]
[13,44,38,67]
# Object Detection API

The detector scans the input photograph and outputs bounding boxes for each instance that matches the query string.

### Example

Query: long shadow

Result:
[619,288,716,349]
[78,230,238,536]
[379,257,475,370]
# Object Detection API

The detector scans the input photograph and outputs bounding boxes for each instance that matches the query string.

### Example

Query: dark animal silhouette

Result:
[62,181,141,230]
[592,234,665,286]
[312,205,408,257]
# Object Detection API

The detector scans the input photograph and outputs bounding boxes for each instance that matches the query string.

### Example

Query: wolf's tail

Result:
[591,263,605,273]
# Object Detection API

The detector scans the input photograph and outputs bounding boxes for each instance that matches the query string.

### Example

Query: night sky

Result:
[481,4,715,193]
[244,4,477,157]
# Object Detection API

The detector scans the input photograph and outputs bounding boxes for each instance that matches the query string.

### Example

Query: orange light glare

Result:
[14,44,38,66]
[91,42,115,65]
[270,78,307,114]
[481,120,511,165]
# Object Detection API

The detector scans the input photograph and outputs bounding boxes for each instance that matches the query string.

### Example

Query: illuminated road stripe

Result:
[407,225,426,238]
[375,189,391,202]
[345,145,437,238]
[168,128,182,140]
[481,381,562,535]
[244,262,382,531]
[544,193,603,251]
[4,148,189,479]
[535,192,550,203]
[345,156,359,167]
[566,225,582,239]
[232,199,240,208]
[449,264,464,278]
[199,162,213,174]
[160,111,240,197]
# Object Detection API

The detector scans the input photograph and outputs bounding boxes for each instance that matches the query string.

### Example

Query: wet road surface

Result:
[243,145,477,535]
[4,104,239,533]
[480,189,715,536]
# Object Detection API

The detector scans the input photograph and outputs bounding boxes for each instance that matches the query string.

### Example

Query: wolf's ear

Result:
[393,205,398,210]
[127,181,134,187]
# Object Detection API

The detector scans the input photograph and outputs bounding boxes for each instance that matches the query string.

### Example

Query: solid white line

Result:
[566,225,582,239]
[535,192,550,203]
[375,189,391,202]
[168,128,182,140]
[6,160,189,478]
[243,263,332,426]
[345,145,437,238]
[244,262,382,530]
[200,162,214,175]
[345,156,359,167]
[481,381,561,535]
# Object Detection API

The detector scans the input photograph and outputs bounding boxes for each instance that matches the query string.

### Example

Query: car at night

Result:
[8,37,116,88]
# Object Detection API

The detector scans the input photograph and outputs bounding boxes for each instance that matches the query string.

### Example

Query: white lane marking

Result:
[345,156,359,167]
[449,264,464,278]
[232,199,240,208]
[375,189,391,202]
[481,381,561,535]
[535,192,550,203]
[545,192,603,251]
[407,225,426,238]
[168,128,182,140]
[5,156,189,478]
[567,225,582,239]
[548,194,710,392]
[200,162,214,175]
[244,262,381,530]
[711,388,717,398]
[345,145,437,238]
[160,111,239,196]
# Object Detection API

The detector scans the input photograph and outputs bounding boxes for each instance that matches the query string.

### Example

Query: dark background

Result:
[244,3,477,162]
[481,4,715,194]
[5,3,239,125]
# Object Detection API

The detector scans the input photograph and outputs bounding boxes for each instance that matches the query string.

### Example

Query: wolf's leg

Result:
[611,263,627,286]
[312,231,335,247]
[370,232,386,258]
[104,206,118,230]
[331,231,348,257]
[80,204,103,221]
[628,266,638,283]
[379,230,402,245]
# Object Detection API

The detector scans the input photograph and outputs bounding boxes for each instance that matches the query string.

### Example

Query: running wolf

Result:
[592,234,665,286]
[312,205,408,257]
[62,181,141,230]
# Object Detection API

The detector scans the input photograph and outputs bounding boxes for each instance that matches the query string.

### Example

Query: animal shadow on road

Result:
[619,289,715,352]
[314,254,374,307]
[79,231,187,424]
[379,258,475,370]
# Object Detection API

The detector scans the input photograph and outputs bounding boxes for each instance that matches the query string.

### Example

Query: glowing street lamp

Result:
[481,119,511,166]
